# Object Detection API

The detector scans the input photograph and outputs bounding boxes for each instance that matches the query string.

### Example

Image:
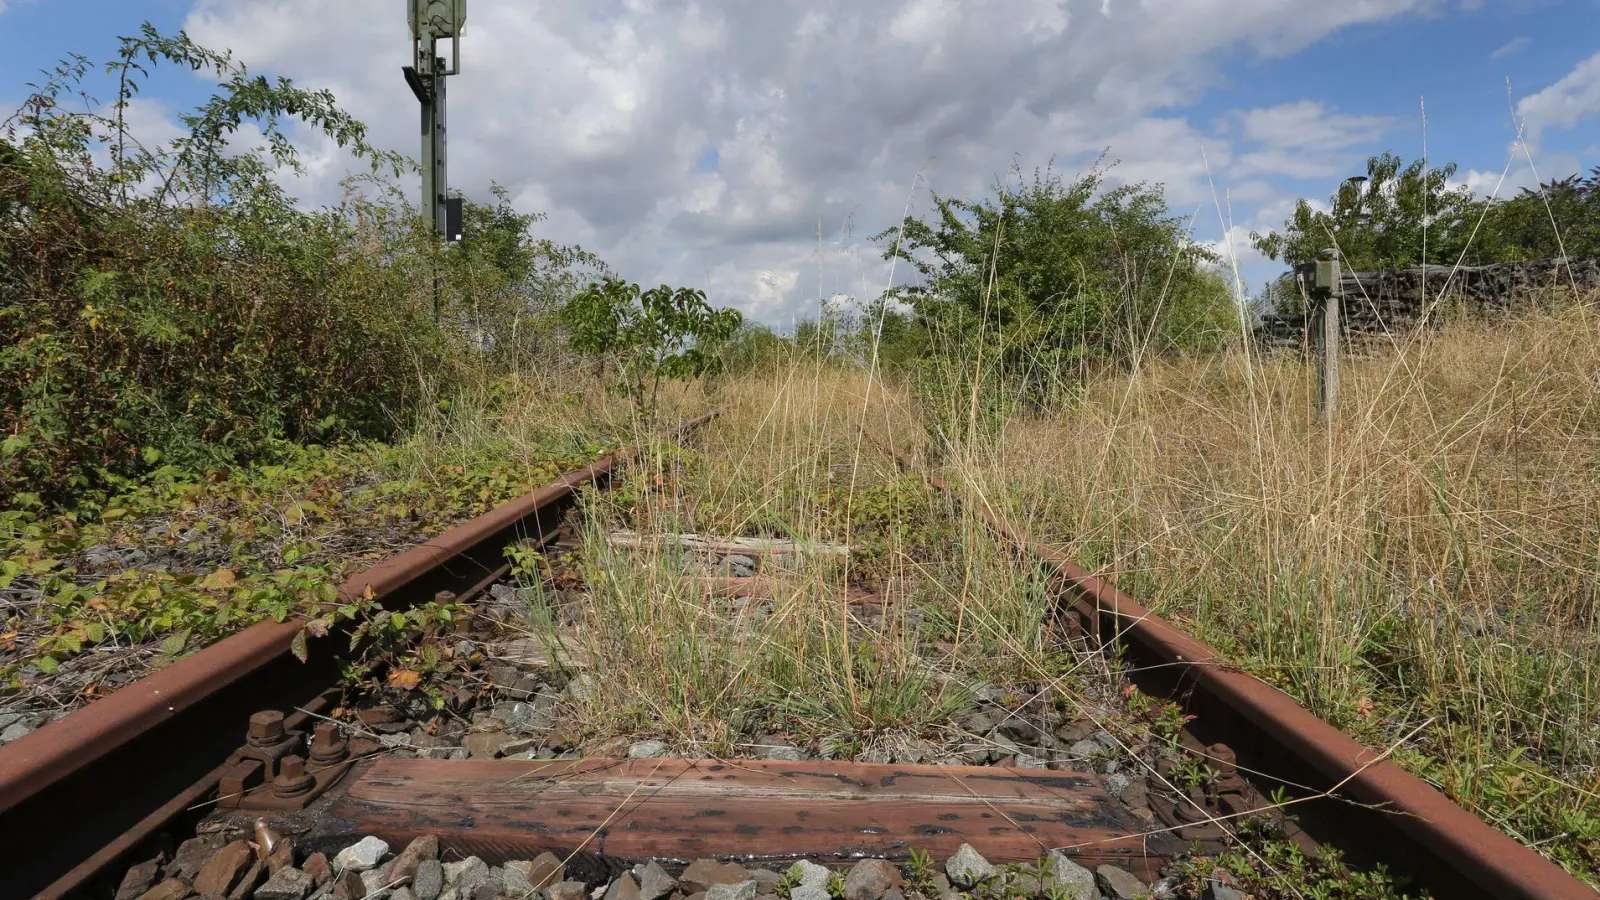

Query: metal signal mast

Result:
[404,0,466,244]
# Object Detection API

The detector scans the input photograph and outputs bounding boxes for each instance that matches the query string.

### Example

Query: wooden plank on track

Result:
[328,758,1173,873]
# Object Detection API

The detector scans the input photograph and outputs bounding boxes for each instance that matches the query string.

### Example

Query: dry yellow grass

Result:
[949,299,1600,879]
[518,364,1110,761]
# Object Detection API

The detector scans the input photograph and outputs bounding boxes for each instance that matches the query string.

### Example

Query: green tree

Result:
[1479,168,1600,262]
[875,163,1233,407]
[1251,152,1480,272]
[562,278,743,417]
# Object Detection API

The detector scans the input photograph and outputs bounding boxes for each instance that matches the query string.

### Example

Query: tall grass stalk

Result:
[952,298,1600,879]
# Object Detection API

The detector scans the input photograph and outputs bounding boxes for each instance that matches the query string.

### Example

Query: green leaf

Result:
[289,630,308,662]
[34,656,60,675]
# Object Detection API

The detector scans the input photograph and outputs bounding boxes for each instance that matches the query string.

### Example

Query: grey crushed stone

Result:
[1204,883,1246,900]
[704,881,757,900]
[413,860,445,900]
[1043,852,1098,899]
[1095,865,1147,900]
[255,867,315,900]
[637,861,677,900]
[628,740,668,759]
[333,836,389,872]
[945,844,995,889]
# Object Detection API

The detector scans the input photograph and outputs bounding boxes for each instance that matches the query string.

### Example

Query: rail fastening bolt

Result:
[272,754,317,798]
[247,710,286,747]
[309,721,348,765]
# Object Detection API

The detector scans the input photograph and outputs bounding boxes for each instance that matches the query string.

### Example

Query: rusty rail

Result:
[875,437,1595,900]
[0,411,718,899]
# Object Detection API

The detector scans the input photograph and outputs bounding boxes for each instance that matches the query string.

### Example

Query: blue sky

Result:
[3,0,1597,324]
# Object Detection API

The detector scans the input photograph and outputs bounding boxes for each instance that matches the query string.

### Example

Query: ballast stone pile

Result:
[124,835,1162,900]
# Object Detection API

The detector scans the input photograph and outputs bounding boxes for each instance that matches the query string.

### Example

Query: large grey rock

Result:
[704,881,757,900]
[1012,751,1048,769]
[680,860,751,894]
[545,881,589,900]
[361,868,393,899]
[1095,866,1146,900]
[789,887,829,900]
[788,861,830,892]
[945,844,995,889]
[842,860,901,900]
[1203,883,1244,900]
[1042,852,1097,899]
[603,874,642,900]
[493,701,534,733]
[501,864,537,898]
[0,720,34,743]
[637,861,677,900]
[757,736,808,762]
[256,867,316,900]
[748,869,783,891]
[461,731,511,759]
[116,858,162,900]
[443,857,490,898]
[565,674,600,703]
[1068,740,1101,761]
[413,861,444,900]
[334,837,391,873]
[628,740,668,759]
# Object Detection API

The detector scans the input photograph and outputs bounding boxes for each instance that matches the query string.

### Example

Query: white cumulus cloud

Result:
[180,0,1443,324]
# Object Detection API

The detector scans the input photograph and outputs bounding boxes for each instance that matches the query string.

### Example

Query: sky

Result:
[2,0,1597,327]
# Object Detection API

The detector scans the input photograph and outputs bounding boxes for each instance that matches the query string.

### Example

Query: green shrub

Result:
[0,27,442,509]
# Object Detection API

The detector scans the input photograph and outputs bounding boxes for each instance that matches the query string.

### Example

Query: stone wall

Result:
[1255,257,1600,352]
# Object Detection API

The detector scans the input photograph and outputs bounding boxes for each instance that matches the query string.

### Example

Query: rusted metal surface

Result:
[215,710,379,811]
[329,758,1173,877]
[876,439,1596,900]
[0,411,719,900]
[33,689,341,900]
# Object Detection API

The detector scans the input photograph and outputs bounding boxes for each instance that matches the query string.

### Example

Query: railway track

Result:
[0,411,1590,900]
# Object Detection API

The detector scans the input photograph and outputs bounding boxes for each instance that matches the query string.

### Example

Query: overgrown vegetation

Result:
[958,300,1600,883]
[563,277,743,418]
[0,26,724,706]
[874,163,1234,422]
[0,28,623,512]
[5,19,1600,897]
[1251,151,1600,309]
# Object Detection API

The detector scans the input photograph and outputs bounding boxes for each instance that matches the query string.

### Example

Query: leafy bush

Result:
[874,162,1234,421]
[0,27,449,509]
[1251,152,1600,310]
[562,277,743,416]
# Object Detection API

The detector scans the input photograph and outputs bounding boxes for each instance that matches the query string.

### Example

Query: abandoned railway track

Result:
[0,411,1591,900]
